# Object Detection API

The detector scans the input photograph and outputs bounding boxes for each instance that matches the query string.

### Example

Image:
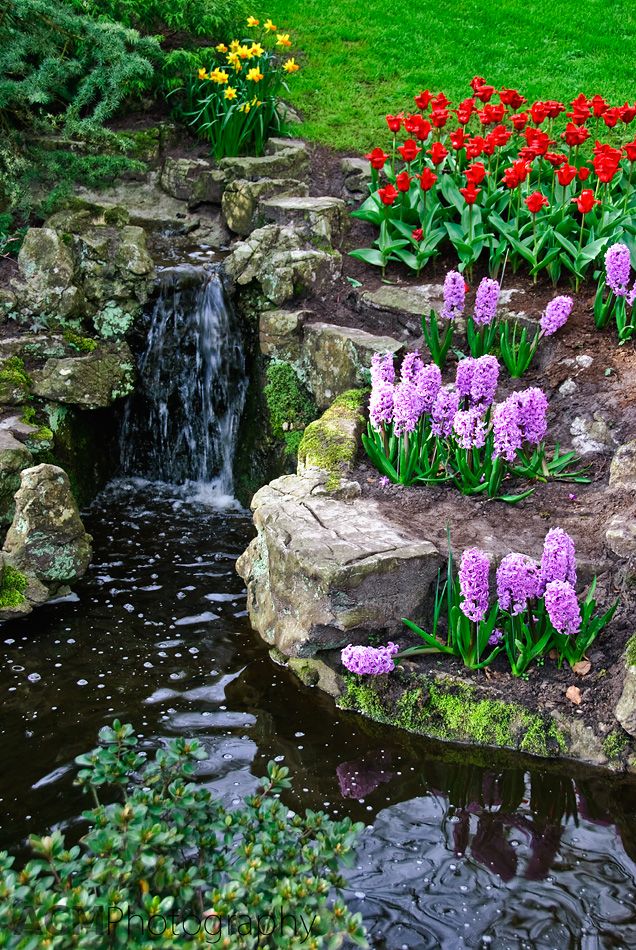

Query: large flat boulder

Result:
[0,430,33,525]
[31,342,135,409]
[222,178,309,236]
[236,470,441,657]
[259,195,348,246]
[159,157,225,206]
[220,140,309,183]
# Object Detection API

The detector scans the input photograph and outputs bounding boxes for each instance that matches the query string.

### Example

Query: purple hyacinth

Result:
[400,351,425,383]
[458,547,490,623]
[392,380,422,436]
[492,394,523,463]
[441,270,466,321]
[517,388,548,445]
[431,386,460,438]
[414,362,442,413]
[540,527,577,592]
[369,379,394,429]
[456,356,500,408]
[453,407,487,450]
[371,352,396,386]
[540,295,573,336]
[605,243,632,297]
[473,277,501,326]
[341,641,400,675]
[488,628,504,647]
[496,553,541,616]
[544,581,582,636]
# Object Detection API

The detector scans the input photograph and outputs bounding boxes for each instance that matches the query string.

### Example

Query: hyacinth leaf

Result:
[401,619,454,654]
[495,488,536,504]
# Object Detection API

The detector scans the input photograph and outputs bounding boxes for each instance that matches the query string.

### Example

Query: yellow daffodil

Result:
[264,18,277,32]
[276,33,292,48]
[237,44,252,60]
[239,102,251,113]
[246,67,264,83]
[252,97,262,107]
[227,51,241,70]
[247,16,259,27]
[283,58,300,73]
[216,43,228,53]
[250,42,264,57]
[229,40,240,52]
[210,69,229,84]
[224,87,237,100]
[197,67,209,80]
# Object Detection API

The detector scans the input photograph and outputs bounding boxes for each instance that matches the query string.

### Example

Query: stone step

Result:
[259,195,348,246]
[219,140,309,183]
[222,178,309,236]
[159,157,225,207]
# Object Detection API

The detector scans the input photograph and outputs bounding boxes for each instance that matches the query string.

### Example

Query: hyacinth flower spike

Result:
[499,295,574,378]
[421,270,464,368]
[594,243,636,341]
[466,277,501,357]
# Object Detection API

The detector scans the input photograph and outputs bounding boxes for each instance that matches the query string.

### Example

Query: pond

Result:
[2,478,636,949]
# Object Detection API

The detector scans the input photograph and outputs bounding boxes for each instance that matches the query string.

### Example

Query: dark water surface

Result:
[2,480,636,949]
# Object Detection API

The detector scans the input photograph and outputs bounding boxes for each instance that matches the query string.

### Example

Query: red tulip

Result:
[465,161,487,185]
[414,90,433,110]
[411,227,423,242]
[397,139,421,163]
[432,92,450,109]
[378,184,398,205]
[530,101,549,125]
[414,117,432,141]
[567,93,591,125]
[590,95,608,118]
[477,103,506,125]
[460,183,481,204]
[385,114,402,133]
[403,113,422,135]
[430,108,449,128]
[562,123,590,147]
[470,76,487,92]
[499,88,527,110]
[525,127,551,155]
[620,102,636,124]
[510,111,529,131]
[450,129,467,150]
[365,147,389,170]
[419,167,438,191]
[623,140,636,162]
[525,191,549,214]
[603,107,621,128]
[503,167,520,189]
[544,100,565,119]
[465,135,485,159]
[428,141,448,165]
[544,152,568,167]
[556,163,578,186]
[578,166,591,180]
[475,83,495,102]
[396,171,411,192]
[572,189,600,214]
[490,124,512,147]
[455,98,476,125]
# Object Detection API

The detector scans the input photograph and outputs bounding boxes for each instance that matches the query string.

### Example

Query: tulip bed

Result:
[351,79,636,284]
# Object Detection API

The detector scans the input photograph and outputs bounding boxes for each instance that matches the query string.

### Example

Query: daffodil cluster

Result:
[188,16,301,158]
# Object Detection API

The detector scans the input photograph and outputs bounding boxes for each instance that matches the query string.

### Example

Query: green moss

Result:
[625,634,636,668]
[263,360,317,464]
[0,565,28,609]
[297,389,366,490]
[603,729,630,761]
[0,355,31,393]
[63,329,99,353]
[339,673,567,759]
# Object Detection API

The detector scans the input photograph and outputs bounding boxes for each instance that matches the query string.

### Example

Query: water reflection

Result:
[1,479,635,947]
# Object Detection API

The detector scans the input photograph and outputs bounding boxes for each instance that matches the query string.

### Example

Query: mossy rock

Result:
[0,356,32,405]
[297,389,367,490]
[263,360,317,466]
[338,670,569,761]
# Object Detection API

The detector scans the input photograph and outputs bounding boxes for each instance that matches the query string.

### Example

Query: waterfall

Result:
[120,265,247,504]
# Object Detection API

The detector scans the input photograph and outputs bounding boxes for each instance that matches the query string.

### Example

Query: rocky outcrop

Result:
[0,430,33,525]
[341,156,372,203]
[222,178,309,236]
[159,157,225,207]
[16,228,80,320]
[220,138,309,183]
[30,342,135,409]
[297,391,366,486]
[609,441,636,490]
[236,469,441,657]
[1,464,92,620]
[259,195,348,246]
[224,225,341,307]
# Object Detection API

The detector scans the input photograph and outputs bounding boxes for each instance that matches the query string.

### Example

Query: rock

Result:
[570,413,616,456]
[0,430,33,525]
[616,639,636,737]
[259,309,310,361]
[0,356,31,405]
[159,157,225,206]
[341,156,372,201]
[606,514,636,557]
[30,342,135,409]
[276,102,302,125]
[2,464,92,591]
[16,228,82,319]
[360,284,443,318]
[0,334,69,362]
[220,141,309,183]
[302,322,403,408]
[297,391,366,485]
[609,441,636,490]
[236,469,440,657]
[287,655,344,697]
[224,225,341,307]
[222,178,309,236]
[259,195,348,246]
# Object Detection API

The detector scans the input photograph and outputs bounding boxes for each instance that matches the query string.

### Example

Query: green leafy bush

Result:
[71,0,245,39]
[0,721,367,948]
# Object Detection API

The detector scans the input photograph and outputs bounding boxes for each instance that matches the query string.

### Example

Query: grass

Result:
[264,0,636,151]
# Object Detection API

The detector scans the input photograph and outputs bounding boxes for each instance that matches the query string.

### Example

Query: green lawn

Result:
[264,0,635,151]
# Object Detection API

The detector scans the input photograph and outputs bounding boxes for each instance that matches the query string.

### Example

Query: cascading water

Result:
[120,265,247,503]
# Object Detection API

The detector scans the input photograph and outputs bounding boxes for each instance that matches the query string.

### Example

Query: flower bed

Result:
[351,78,636,286]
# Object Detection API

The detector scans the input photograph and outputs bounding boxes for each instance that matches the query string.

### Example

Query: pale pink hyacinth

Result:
[456,355,500,408]
[453,407,487,450]
[341,641,400,675]
[473,277,501,326]
[431,386,460,438]
[458,547,491,623]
